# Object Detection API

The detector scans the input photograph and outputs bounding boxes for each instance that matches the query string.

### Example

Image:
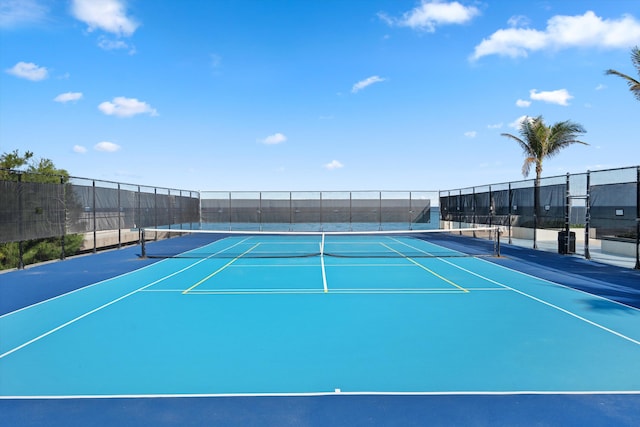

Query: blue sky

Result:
[1,0,639,192]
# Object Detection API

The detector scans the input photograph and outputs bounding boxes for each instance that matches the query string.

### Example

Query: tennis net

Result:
[139,227,501,259]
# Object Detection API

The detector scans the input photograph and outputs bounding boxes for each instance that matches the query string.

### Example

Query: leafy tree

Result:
[605,46,640,101]
[1,149,70,183]
[501,116,588,247]
[1,150,81,269]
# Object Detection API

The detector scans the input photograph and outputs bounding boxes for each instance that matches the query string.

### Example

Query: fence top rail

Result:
[1,168,199,196]
[200,190,440,194]
[439,165,638,194]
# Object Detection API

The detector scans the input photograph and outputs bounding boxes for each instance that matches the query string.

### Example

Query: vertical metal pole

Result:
[472,187,476,237]
[154,188,158,240]
[117,183,122,249]
[168,189,172,230]
[635,166,640,269]
[508,183,512,244]
[92,180,97,254]
[409,191,412,230]
[180,190,184,230]
[137,185,141,243]
[378,191,382,231]
[489,185,493,229]
[17,173,24,269]
[533,178,538,249]
[259,192,262,232]
[585,171,591,260]
[458,189,462,234]
[349,192,353,231]
[320,192,323,231]
[140,229,146,259]
[564,173,571,255]
[60,176,66,260]
[196,191,200,230]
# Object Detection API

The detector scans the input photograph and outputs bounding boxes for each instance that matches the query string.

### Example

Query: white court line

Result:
[391,237,640,346]
[437,259,640,346]
[141,287,504,295]
[0,235,257,318]
[181,243,260,294]
[1,389,638,400]
[320,242,328,293]
[0,247,240,359]
[0,256,170,319]
[232,262,418,268]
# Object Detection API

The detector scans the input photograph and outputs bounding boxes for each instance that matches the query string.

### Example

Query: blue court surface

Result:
[1,232,639,426]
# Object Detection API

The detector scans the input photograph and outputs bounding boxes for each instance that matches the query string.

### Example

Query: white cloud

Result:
[54,92,83,103]
[73,145,87,153]
[464,131,477,138]
[516,99,531,107]
[260,133,287,145]
[98,97,158,117]
[529,88,573,106]
[507,15,531,28]
[0,0,48,28]
[472,11,640,60]
[352,75,385,93]
[508,115,530,129]
[94,141,121,152]
[71,0,138,36]
[324,160,344,170]
[379,0,480,32]
[98,36,135,53]
[5,61,48,81]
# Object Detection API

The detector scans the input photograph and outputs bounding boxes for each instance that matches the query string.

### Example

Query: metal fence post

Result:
[17,173,24,269]
[60,175,66,260]
[508,183,512,244]
[92,180,97,254]
[633,166,640,270]
[584,171,591,260]
[137,185,141,242]
[564,173,571,255]
[117,183,122,249]
[533,179,539,249]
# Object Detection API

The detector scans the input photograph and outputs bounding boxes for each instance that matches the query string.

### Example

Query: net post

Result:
[495,226,501,257]
[140,229,147,259]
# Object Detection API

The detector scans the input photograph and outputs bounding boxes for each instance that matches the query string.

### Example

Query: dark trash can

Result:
[558,231,576,254]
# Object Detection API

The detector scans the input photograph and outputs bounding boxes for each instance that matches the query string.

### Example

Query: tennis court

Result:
[1,229,640,426]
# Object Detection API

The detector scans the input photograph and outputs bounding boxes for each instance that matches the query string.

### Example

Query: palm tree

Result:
[605,46,640,101]
[501,116,587,248]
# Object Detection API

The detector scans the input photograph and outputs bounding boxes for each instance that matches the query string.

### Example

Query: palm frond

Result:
[501,132,533,157]
[521,157,535,178]
[502,115,587,179]
[605,46,640,101]
[631,46,640,74]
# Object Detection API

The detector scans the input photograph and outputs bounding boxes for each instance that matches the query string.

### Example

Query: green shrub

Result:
[0,234,84,270]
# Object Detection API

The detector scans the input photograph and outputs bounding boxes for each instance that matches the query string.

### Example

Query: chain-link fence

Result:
[2,166,637,269]
[200,191,435,231]
[0,170,199,268]
[440,166,640,269]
